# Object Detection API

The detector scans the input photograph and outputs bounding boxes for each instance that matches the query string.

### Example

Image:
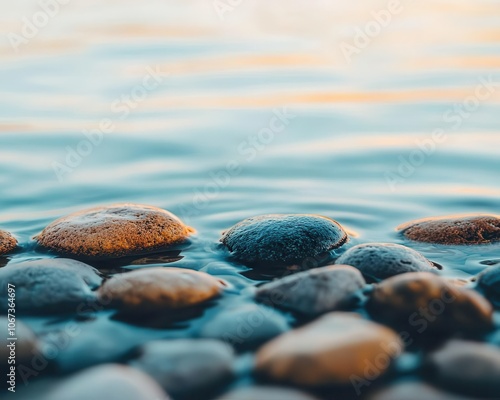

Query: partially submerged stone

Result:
[36,204,195,260]
[255,265,365,317]
[476,265,500,307]
[215,386,321,400]
[98,267,224,315]
[335,243,437,282]
[220,214,348,267]
[399,214,500,245]
[255,313,403,387]
[0,229,17,255]
[0,317,39,367]
[367,381,474,400]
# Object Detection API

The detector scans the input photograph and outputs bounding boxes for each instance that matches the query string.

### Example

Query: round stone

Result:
[0,317,39,367]
[45,364,170,400]
[366,272,493,336]
[0,229,17,255]
[199,304,289,351]
[367,381,474,400]
[98,267,224,315]
[35,203,195,260]
[255,265,365,317]
[476,265,500,307]
[0,259,100,314]
[215,386,321,400]
[130,339,234,399]
[220,214,348,267]
[335,243,437,282]
[398,214,500,245]
[425,340,500,398]
[255,312,403,386]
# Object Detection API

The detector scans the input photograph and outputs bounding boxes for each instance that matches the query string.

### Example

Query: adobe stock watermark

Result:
[213,0,244,21]
[384,74,500,191]
[51,65,165,182]
[7,0,71,53]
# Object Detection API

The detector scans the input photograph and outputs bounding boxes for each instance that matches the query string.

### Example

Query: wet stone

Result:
[130,339,234,399]
[399,214,500,245]
[255,312,403,387]
[335,243,437,282]
[366,272,493,337]
[424,340,500,398]
[35,203,195,260]
[476,265,500,308]
[215,386,321,400]
[198,304,289,351]
[0,229,17,255]
[366,381,475,400]
[1,317,39,368]
[255,265,365,317]
[98,267,224,316]
[220,214,348,267]
[0,259,100,315]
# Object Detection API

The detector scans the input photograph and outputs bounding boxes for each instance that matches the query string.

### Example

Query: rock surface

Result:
[220,214,348,267]
[215,386,321,400]
[130,339,234,399]
[0,229,17,255]
[0,317,39,366]
[367,272,493,336]
[335,243,437,281]
[255,313,403,386]
[476,265,500,307]
[399,214,500,245]
[366,381,474,400]
[98,267,224,315]
[255,265,365,317]
[35,203,195,260]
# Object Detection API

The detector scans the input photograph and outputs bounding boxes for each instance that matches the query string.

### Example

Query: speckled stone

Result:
[0,259,99,314]
[255,265,365,317]
[367,272,493,336]
[399,214,500,245]
[98,267,224,315]
[366,381,474,400]
[476,265,500,307]
[130,339,234,399]
[335,243,437,281]
[215,386,321,400]
[220,214,348,267]
[0,229,17,255]
[199,304,289,350]
[425,340,500,398]
[0,317,39,366]
[35,204,195,260]
[45,364,170,400]
[255,313,403,387]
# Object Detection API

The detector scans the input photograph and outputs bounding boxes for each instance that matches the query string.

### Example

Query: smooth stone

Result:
[367,272,493,336]
[215,386,321,400]
[255,265,365,317]
[335,243,437,281]
[0,317,39,366]
[44,364,170,400]
[255,312,403,386]
[367,381,474,400]
[130,339,234,399]
[425,340,500,398]
[220,214,348,267]
[0,259,99,314]
[399,214,500,245]
[199,304,289,350]
[476,265,500,307]
[98,267,224,315]
[35,203,195,260]
[0,229,17,255]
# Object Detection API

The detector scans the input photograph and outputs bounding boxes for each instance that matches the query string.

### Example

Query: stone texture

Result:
[399,214,500,245]
[335,243,437,281]
[367,272,493,336]
[255,313,403,386]
[476,265,500,307]
[130,339,234,399]
[255,265,365,317]
[36,203,195,260]
[98,267,224,315]
[367,381,474,400]
[220,214,348,267]
[215,386,321,400]
[0,229,17,255]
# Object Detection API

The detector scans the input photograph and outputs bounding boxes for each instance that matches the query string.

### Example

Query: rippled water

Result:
[1,0,500,397]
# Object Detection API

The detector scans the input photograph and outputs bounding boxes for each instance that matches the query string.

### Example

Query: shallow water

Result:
[1,0,500,397]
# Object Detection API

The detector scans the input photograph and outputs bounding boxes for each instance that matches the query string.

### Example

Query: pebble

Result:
[335,243,437,281]
[424,340,500,398]
[255,265,365,317]
[199,304,289,350]
[0,229,17,255]
[220,214,348,267]
[0,259,99,314]
[98,267,224,315]
[35,203,195,260]
[130,339,234,399]
[215,386,321,400]
[366,272,493,336]
[399,214,500,245]
[476,265,500,307]
[255,312,403,386]
[366,381,474,400]
[0,317,39,366]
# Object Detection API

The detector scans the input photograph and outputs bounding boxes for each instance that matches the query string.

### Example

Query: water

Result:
[1,0,500,396]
